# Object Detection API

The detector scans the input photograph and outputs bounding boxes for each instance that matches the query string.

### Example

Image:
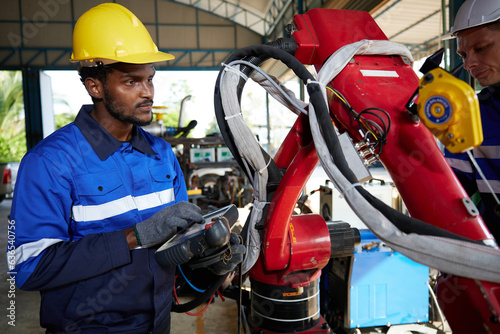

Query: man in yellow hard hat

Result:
[443,0,500,239]
[9,3,243,333]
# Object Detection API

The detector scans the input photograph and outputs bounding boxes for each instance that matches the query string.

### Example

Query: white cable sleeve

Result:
[226,60,308,115]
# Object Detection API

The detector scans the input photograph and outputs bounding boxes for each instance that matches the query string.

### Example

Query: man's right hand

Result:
[133,201,204,248]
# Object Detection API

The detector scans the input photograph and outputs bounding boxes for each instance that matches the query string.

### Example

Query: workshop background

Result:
[0,0,466,333]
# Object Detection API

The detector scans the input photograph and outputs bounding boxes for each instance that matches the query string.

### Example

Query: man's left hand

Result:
[207,233,245,276]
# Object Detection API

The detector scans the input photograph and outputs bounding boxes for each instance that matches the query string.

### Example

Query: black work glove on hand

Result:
[134,201,204,248]
[207,233,246,276]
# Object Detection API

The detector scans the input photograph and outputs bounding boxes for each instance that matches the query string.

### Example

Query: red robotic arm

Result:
[215,8,500,334]
[287,8,499,334]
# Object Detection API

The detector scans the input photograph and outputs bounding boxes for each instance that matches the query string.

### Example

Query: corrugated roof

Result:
[171,0,450,60]
[372,0,449,59]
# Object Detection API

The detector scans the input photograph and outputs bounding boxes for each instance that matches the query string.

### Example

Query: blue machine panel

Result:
[349,230,429,328]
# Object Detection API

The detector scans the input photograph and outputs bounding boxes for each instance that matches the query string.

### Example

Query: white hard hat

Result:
[442,0,500,40]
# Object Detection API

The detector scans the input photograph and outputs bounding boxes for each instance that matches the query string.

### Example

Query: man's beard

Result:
[103,87,153,127]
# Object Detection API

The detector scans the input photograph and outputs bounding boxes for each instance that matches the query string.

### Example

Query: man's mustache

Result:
[137,99,154,108]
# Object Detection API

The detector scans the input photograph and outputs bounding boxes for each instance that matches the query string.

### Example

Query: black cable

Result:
[328,84,390,155]
[356,186,482,244]
[307,83,359,184]
[357,107,391,134]
[171,273,229,313]
[236,38,296,101]
[214,42,304,186]
[356,108,390,155]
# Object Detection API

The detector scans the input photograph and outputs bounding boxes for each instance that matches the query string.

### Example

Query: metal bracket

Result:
[400,55,412,65]
[462,197,479,216]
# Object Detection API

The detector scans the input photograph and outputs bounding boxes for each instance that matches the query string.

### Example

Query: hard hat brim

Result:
[441,17,500,41]
[440,31,455,40]
[71,51,174,64]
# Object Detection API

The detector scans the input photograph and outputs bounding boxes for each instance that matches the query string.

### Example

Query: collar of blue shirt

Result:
[74,104,158,161]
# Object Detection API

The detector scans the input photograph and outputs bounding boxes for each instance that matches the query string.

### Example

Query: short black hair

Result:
[78,63,114,103]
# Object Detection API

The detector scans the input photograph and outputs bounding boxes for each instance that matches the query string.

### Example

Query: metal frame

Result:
[166,0,294,37]
[0,47,237,71]
[0,0,264,71]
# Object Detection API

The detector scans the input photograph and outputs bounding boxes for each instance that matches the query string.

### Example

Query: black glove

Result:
[134,201,204,248]
[207,233,246,275]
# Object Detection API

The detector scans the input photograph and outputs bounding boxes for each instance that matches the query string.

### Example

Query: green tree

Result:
[55,113,76,129]
[158,80,193,128]
[0,71,26,162]
[52,91,77,130]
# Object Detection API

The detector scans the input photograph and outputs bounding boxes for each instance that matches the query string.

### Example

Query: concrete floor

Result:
[0,199,239,334]
[171,297,239,333]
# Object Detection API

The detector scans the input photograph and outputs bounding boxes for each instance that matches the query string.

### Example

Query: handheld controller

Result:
[155,204,238,268]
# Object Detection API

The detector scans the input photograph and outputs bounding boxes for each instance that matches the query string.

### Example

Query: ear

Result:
[84,77,104,100]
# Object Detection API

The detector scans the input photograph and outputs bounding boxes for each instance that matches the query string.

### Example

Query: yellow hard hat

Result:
[70,3,174,66]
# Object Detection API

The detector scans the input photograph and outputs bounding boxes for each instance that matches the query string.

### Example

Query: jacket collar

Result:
[74,105,157,161]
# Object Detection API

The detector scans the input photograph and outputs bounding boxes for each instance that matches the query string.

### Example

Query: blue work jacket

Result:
[445,84,500,239]
[9,105,188,333]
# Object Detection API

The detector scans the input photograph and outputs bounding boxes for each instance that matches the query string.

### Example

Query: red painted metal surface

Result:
[437,276,500,333]
[331,55,492,239]
[246,8,499,333]
[263,141,322,272]
[293,8,492,240]
[249,113,331,287]
[289,8,500,334]
[249,213,330,287]
[293,9,388,69]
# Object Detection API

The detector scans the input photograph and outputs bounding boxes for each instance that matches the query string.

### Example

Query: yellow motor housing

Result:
[153,106,168,121]
[417,68,483,153]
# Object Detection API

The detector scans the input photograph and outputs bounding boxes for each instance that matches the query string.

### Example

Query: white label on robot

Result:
[360,70,399,77]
